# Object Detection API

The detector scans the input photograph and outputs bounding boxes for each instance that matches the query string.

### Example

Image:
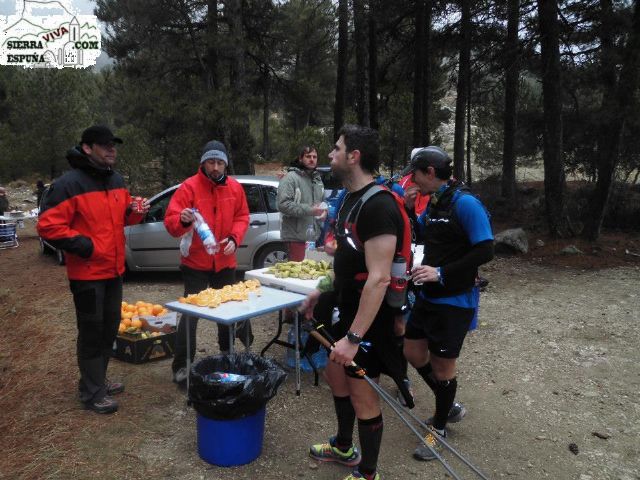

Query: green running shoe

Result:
[309,436,361,467]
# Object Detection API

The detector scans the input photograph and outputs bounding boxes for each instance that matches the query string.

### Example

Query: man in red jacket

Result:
[37,125,147,414]
[164,140,250,387]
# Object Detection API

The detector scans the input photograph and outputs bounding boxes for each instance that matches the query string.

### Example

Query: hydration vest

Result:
[343,184,413,288]
[419,180,489,297]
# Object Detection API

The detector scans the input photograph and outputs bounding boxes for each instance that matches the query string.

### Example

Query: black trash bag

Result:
[189,352,287,420]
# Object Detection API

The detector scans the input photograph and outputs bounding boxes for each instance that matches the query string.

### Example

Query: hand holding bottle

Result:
[180,208,196,224]
[192,208,219,255]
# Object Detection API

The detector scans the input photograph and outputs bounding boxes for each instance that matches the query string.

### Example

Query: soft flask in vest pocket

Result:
[386,255,408,308]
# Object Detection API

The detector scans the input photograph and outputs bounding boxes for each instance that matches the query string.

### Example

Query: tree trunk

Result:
[466,82,472,185]
[502,0,519,200]
[368,0,379,130]
[262,69,270,161]
[353,0,369,126]
[538,0,567,237]
[422,0,432,145]
[453,0,471,180]
[585,0,640,239]
[413,0,425,146]
[225,0,253,174]
[205,0,219,91]
[334,0,349,139]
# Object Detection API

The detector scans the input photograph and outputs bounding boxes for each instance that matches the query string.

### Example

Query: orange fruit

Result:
[137,308,149,316]
[122,311,133,320]
[151,304,164,316]
[118,323,126,334]
[121,318,132,327]
[130,318,143,329]
[126,304,136,313]
[135,301,145,307]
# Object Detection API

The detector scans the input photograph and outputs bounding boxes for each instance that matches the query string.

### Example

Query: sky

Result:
[0,0,96,16]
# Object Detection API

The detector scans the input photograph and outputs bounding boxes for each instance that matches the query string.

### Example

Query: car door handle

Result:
[250,220,267,226]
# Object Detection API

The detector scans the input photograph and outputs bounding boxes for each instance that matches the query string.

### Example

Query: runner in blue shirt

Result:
[403,146,494,461]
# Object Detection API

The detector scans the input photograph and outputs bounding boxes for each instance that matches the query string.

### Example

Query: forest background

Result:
[1,0,639,241]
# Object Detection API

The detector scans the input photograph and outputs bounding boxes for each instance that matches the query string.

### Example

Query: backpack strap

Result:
[345,184,414,282]
[344,184,387,252]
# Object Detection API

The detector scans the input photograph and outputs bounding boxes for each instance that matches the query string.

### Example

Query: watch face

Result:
[347,331,361,344]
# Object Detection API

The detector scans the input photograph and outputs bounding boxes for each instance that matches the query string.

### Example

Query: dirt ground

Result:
[1,206,640,480]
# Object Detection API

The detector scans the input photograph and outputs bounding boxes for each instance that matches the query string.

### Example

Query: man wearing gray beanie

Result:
[164,139,251,388]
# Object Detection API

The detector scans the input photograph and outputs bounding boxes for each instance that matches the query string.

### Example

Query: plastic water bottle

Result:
[305,224,316,252]
[204,372,246,383]
[193,208,218,255]
[386,255,408,308]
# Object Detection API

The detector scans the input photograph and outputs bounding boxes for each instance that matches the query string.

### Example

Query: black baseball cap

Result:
[80,125,123,145]
[404,146,451,174]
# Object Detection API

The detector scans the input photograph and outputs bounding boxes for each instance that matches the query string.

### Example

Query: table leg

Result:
[295,312,301,396]
[186,316,191,392]
[260,311,284,356]
[229,324,235,354]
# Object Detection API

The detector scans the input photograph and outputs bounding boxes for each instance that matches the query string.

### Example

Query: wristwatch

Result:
[346,330,363,345]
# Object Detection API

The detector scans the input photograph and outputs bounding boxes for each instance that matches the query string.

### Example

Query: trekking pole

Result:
[306,320,491,480]
[371,376,490,480]
[306,327,464,480]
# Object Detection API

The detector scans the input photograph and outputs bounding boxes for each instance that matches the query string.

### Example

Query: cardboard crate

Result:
[112,331,176,364]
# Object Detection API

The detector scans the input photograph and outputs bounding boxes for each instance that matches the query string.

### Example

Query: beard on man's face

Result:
[330,163,348,182]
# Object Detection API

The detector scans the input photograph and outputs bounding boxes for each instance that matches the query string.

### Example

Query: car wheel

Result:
[253,243,288,269]
[56,249,65,266]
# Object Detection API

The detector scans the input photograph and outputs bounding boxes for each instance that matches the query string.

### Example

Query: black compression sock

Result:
[357,414,383,476]
[394,335,408,377]
[416,362,438,392]
[333,395,356,450]
[433,377,457,430]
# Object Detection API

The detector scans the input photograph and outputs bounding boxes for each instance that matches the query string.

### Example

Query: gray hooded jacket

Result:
[277,166,324,242]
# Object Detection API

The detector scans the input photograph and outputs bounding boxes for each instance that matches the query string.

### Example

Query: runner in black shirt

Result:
[301,125,403,480]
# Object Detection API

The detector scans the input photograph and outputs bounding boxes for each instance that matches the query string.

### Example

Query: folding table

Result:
[165,286,305,393]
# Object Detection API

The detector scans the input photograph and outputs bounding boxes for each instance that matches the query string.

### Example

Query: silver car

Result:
[124,176,288,272]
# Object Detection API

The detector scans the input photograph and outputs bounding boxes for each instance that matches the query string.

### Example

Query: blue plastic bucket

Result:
[196,406,266,466]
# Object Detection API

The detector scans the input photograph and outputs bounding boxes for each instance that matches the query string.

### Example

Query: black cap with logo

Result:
[80,125,123,146]
[402,146,451,175]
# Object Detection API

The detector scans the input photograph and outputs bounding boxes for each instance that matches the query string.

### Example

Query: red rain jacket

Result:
[164,169,249,272]
[37,147,144,280]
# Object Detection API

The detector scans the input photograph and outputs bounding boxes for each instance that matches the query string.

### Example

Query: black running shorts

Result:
[405,298,474,359]
[331,300,397,380]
